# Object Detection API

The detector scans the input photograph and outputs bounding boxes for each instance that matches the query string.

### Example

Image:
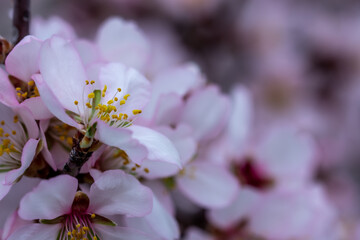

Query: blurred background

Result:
[1,0,360,238]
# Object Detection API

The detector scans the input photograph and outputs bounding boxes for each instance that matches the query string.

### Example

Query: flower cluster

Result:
[0,1,356,239]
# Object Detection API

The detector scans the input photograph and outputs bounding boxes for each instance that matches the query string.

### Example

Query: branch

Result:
[12,0,30,45]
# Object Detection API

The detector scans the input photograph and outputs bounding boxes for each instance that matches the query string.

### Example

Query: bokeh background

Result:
[1,0,360,238]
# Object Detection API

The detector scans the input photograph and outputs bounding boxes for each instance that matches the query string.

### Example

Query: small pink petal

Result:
[181,85,230,142]
[39,120,56,170]
[95,121,147,164]
[177,162,240,209]
[19,175,78,220]
[21,97,53,120]
[130,125,181,169]
[5,36,42,82]
[5,139,40,185]
[0,173,12,201]
[89,169,153,217]
[0,68,18,107]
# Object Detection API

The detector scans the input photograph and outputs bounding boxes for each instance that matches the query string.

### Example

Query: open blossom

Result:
[9,170,154,240]
[0,103,41,200]
[0,36,52,120]
[33,35,181,167]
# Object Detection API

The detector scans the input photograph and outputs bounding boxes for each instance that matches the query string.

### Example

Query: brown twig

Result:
[12,0,30,45]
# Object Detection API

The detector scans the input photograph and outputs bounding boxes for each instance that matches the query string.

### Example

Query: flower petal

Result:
[177,162,240,209]
[5,139,40,185]
[126,195,180,240]
[39,120,56,170]
[89,169,153,217]
[5,36,42,82]
[0,173,12,201]
[96,17,150,70]
[18,175,77,220]
[207,187,261,230]
[38,36,88,115]
[21,97,53,120]
[95,121,147,164]
[0,68,18,107]
[180,85,230,142]
[7,223,60,240]
[32,74,80,129]
[130,125,182,169]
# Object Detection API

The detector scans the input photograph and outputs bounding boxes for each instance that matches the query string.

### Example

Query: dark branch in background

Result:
[12,0,30,45]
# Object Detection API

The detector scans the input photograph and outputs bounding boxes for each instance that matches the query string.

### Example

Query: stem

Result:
[12,0,30,45]
[62,132,94,177]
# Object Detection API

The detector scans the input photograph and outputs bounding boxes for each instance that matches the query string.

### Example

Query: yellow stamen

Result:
[85,80,89,85]
[74,100,79,105]
[117,88,121,92]
[11,130,16,135]
[88,92,95,99]
[90,80,95,84]
[15,87,21,91]
[144,168,150,173]
[13,116,18,123]
[21,92,28,98]
[123,94,130,100]
[91,213,96,218]
[120,100,126,105]
[0,121,4,125]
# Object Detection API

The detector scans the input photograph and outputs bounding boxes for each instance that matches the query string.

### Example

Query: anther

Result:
[88,92,95,99]
[132,109,142,115]
[15,87,21,91]
[144,168,150,173]
[90,80,95,84]
[28,80,35,87]
[123,94,130,100]
[85,80,89,85]
[117,88,121,92]
[120,100,126,105]
[74,100,79,105]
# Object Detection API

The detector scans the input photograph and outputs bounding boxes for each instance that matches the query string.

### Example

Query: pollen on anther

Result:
[90,80,95,84]
[85,80,89,85]
[120,100,126,105]
[13,116,18,123]
[123,94,130,100]
[117,88,121,92]
[91,213,96,218]
[132,109,142,115]
[0,121,4,125]
[88,92,95,99]
[144,168,150,173]
[28,80,35,87]
[74,100,79,105]
[15,87,21,91]
[11,130,16,135]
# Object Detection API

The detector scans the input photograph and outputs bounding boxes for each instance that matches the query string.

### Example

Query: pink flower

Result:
[33,35,181,166]
[10,170,155,239]
[0,36,52,120]
[0,103,41,201]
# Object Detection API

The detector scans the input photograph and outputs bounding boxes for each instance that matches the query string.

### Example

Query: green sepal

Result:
[91,214,117,226]
[79,122,97,149]
[40,215,66,224]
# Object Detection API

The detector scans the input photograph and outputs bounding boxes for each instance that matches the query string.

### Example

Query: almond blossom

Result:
[9,170,154,240]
